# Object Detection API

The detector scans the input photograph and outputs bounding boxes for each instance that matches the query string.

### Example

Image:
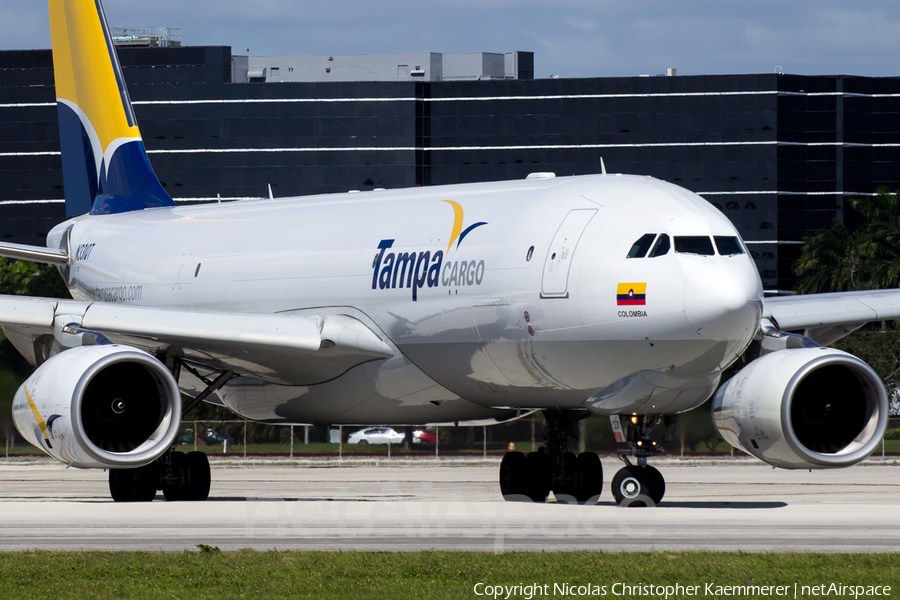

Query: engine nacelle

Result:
[12,345,181,469]
[713,347,888,469]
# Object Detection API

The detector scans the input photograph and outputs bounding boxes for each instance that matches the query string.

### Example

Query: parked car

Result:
[178,427,227,446]
[348,427,404,444]
[413,429,436,444]
[347,427,435,444]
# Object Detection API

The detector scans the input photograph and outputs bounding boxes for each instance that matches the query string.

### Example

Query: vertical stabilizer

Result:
[49,0,174,217]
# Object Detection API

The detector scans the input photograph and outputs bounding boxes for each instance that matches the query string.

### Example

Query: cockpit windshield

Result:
[626,234,656,258]
[674,236,715,256]
[629,234,742,258]
[714,236,745,256]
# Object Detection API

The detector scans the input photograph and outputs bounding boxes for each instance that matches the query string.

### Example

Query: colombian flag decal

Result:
[617,282,647,306]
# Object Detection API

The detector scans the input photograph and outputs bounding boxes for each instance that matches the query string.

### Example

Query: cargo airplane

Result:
[0,0,893,504]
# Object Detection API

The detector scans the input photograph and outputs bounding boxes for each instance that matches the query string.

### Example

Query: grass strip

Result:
[0,550,896,599]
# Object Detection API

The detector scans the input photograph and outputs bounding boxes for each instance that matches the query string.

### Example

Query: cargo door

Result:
[541,209,596,298]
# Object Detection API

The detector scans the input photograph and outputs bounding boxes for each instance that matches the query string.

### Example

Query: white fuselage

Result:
[48,174,763,425]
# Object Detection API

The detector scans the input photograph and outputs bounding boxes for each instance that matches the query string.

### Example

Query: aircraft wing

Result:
[0,241,68,265]
[763,289,900,345]
[0,295,394,386]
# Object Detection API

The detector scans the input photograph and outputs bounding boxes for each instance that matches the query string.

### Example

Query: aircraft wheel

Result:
[551,451,579,498]
[162,451,188,501]
[109,462,158,502]
[499,451,528,500]
[525,451,551,502]
[357,440,368,444]
[185,451,211,501]
[573,452,603,503]
[643,464,666,504]
[109,468,133,502]
[611,465,658,507]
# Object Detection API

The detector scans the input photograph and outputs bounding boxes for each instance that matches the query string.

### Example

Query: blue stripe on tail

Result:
[57,102,175,217]
[57,102,98,217]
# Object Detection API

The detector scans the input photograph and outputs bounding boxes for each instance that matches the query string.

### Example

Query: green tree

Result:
[0,259,70,298]
[853,188,900,287]
[833,328,900,416]
[794,187,900,416]
[794,187,900,293]
[0,259,68,448]
[793,219,871,293]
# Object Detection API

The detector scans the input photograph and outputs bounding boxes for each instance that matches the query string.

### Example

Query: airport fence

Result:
[169,418,547,460]
[3,415,899,459]
[114,417,900,460]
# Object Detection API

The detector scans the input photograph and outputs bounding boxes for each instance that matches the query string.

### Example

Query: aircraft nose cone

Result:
[683,260,762,341]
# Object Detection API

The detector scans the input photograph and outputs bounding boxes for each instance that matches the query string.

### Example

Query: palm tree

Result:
[794,219,874,293]
[850,188,900,289]
[794,187,900,293]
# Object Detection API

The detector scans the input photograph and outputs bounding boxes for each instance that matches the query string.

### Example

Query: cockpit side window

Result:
[648,234,670,257]
[714,236,745,256]
[627,233,656,258]
[674,236,715,256]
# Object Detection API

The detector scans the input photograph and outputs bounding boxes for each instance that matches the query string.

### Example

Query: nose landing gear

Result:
[499,409,603,504]
[611,463,664,507]
[610,414,674,506]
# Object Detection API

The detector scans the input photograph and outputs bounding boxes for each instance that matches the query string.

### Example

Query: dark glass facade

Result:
[4,46,900,290]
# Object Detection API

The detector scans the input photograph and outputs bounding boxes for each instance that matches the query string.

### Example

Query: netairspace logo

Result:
[471,581,893,599]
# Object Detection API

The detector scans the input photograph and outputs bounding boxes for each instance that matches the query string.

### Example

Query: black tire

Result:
[109,462,158,502]
[643,464,665,505]
[574,452,603,503]
[162,451,187,501]
[524,451,551,502]
[499,451,527,500]
[186,451,211,501]
[611,465,657,507]
[552,451,578,497]
[357,440,368,444]
[133,462,159,502]
[109,469,134,502]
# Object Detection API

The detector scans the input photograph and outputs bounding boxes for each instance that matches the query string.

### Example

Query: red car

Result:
[413,429,436,444]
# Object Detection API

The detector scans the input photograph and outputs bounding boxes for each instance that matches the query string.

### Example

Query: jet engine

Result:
[712,347,888,469]
[12,345,181,469]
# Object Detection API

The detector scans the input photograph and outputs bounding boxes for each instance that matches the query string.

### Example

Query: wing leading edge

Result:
[0,295,394,385]
[763,289,900,345]
[0,241,68,265]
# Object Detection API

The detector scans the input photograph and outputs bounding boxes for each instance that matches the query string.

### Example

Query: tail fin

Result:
[49,0,174,217]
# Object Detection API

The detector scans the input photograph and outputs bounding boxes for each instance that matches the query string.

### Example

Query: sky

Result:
[3,0,900,79]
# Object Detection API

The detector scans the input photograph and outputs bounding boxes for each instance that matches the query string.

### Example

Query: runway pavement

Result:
[0,456,897,552]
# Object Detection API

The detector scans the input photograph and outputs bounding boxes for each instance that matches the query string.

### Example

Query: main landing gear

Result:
[499,410,674,507]
[499,409,603,504]
[108,450,211,502]
[107,356,227,502]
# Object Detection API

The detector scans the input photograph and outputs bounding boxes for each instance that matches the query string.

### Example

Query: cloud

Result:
[6,1,900,78]
[739,7,900,74]
[563,18,598,33]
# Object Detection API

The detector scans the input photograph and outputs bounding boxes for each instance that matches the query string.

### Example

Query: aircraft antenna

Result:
[600,158,607,175]
[268,184,274,200]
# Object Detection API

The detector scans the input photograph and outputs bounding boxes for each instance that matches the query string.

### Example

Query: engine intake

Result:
[713,348,888,469]
[13,345,181,469]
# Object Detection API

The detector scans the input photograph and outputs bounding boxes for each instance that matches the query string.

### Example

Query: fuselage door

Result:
[541,209,597,298]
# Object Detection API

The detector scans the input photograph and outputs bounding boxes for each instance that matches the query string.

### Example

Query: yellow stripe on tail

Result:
[49,0,140,157]
[49,0,174,217]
